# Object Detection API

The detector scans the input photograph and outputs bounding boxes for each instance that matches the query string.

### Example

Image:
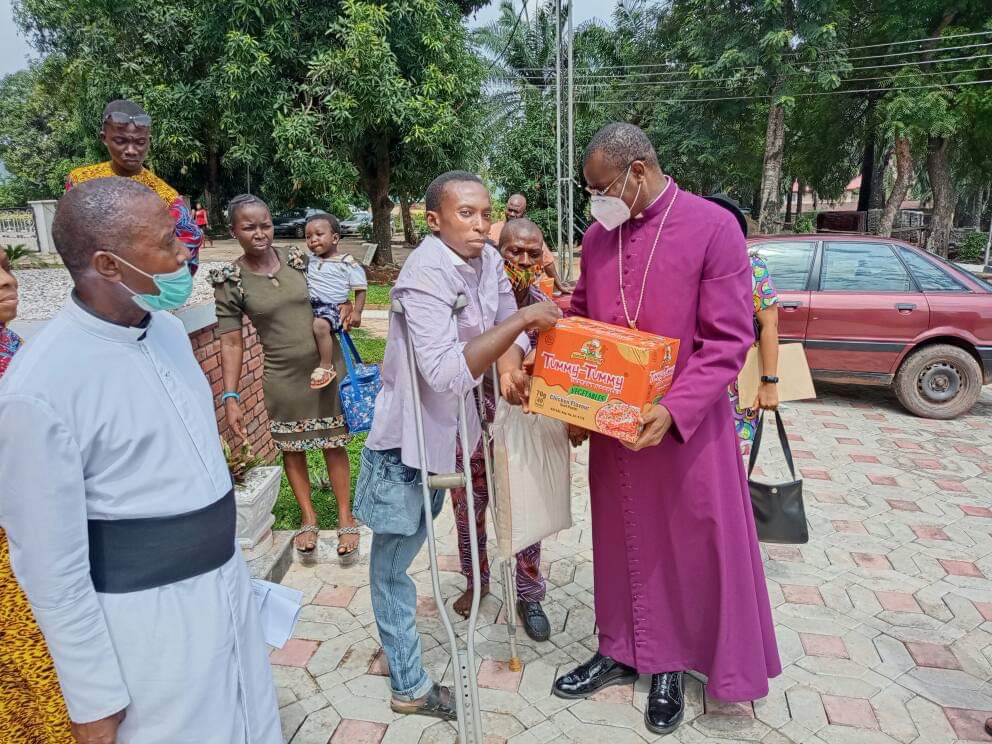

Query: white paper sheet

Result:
[250,578,304,649]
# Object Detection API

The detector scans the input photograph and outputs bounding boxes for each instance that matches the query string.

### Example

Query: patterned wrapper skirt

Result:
[0,530,74,742]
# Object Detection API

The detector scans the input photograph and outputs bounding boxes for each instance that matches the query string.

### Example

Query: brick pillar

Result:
[188,318,276,463]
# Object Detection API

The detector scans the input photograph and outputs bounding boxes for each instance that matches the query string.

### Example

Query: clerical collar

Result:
[632,176,675,222]
[69,292,152,342]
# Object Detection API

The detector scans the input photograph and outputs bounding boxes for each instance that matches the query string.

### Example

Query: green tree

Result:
[0,64,85,205]
[274,0,485,265]
[11,0,365,217]
[478,0,570,241]
[830,1,991,253]
[667,0,850,233]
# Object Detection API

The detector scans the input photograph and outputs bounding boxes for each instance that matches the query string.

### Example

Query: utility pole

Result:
[565,0,575,283]
[554,0,575,282]
[554,0,563,261]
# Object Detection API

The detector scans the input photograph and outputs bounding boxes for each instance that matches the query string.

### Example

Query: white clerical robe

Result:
[0,296,281,744]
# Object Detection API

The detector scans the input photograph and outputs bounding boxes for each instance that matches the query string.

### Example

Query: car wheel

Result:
[295,225,305,239]
[893,344,983,420]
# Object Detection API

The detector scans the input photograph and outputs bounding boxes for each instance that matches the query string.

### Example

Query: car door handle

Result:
[895,303,917,312]
[780,301,803,310]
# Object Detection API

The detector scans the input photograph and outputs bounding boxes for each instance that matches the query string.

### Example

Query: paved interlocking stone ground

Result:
[275,383,992,743]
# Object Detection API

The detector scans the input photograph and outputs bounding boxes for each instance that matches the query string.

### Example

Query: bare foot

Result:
[453,583,489,619]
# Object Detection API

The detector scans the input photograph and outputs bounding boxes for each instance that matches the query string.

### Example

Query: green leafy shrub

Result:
[955,232,987,264]
[793,214,816,234]
[3,244,31,265]
[412,213,430,240]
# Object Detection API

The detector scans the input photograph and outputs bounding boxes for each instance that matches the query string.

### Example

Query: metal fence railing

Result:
[0,209,37,237]
[0,208,39,251]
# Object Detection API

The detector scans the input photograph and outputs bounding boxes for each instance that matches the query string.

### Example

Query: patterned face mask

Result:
[504,260,541,291]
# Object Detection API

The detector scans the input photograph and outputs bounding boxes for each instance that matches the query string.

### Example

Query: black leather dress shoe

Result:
[517,600,551,642]
[645,671,685,735]
[553,653,638,700]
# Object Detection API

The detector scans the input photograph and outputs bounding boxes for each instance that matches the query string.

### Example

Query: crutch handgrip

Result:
[427,473,466,490]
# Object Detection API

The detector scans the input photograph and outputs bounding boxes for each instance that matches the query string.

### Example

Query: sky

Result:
[469,0,616,29]
[0,0,617,77]
[0,0,33,76]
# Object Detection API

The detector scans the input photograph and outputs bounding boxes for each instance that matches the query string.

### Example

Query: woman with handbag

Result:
[703,194,781,452]
[211,194,359,562]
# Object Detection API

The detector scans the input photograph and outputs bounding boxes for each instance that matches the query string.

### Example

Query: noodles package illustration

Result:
[528,317,680,443]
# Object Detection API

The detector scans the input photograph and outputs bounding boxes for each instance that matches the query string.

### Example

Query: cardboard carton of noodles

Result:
[528,317,680,443]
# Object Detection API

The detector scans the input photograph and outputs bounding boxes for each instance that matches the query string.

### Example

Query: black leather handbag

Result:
[748,410,809,544]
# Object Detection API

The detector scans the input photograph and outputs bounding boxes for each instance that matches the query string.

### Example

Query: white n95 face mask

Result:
[590,167,641,231]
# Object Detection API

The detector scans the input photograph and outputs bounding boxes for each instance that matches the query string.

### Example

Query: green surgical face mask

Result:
[114,254,194,312]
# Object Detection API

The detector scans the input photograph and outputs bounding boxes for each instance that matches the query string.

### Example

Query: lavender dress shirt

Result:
[366,235,527,474]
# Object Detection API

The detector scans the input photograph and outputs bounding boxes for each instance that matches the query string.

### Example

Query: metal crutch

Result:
[390,294,484,744]
[476,365,523,672]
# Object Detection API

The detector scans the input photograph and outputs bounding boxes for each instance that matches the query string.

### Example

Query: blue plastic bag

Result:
[337,331,382,434]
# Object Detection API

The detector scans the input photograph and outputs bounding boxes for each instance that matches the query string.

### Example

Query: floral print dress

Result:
[728,254,779,452]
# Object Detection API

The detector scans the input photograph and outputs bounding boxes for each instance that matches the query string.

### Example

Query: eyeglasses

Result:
[584,159,639,196]
[103,112,152,128]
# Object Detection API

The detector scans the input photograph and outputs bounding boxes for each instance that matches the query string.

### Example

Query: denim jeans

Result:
[354,447,443,700]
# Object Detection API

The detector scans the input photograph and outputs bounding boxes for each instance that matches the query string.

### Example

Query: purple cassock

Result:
[569,179,781,702]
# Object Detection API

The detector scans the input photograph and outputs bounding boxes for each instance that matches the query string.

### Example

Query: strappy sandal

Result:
[294,524,320,555]
[337,526,361,565]
[309,367,336,389]
[390,683,457,720]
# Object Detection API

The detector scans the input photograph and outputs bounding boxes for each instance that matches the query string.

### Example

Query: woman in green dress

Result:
[211,194,359,560]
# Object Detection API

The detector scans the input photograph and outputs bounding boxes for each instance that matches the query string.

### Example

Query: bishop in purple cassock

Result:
[552,123,781,736]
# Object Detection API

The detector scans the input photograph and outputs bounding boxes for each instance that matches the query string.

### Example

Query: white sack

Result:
[491,399,572,559]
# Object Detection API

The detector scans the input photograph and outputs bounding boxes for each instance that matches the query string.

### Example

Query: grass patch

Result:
[364,283,392,306]
[349,326,388,363]
[272,327,387,530]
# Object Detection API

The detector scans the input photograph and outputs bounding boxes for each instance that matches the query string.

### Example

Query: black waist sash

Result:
[88,490,236,594]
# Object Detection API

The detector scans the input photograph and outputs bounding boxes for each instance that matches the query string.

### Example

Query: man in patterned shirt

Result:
[66,99,203,274]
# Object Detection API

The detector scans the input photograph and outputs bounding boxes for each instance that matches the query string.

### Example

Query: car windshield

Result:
[279,210,306,219]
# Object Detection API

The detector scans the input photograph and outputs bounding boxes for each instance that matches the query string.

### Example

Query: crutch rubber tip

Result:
[508,658,523,672]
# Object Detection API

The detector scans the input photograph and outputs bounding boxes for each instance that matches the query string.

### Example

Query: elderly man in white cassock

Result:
[0,177,281,744]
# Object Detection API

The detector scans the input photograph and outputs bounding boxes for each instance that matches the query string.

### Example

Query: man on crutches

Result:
[354,171,560,727]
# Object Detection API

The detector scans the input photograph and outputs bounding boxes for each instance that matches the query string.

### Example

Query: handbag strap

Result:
[747,410,798,481]
[336,331,362,389]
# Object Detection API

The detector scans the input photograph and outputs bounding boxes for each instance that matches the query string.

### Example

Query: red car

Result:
[749,234,992,419]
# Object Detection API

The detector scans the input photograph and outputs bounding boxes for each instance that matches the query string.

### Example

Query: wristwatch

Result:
[761,375,779,384]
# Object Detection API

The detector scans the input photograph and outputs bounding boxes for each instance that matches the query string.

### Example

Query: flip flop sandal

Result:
[294,524,320,555]
[390,683,457,720]
[309,367,337,389]
[337,526,361,565]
